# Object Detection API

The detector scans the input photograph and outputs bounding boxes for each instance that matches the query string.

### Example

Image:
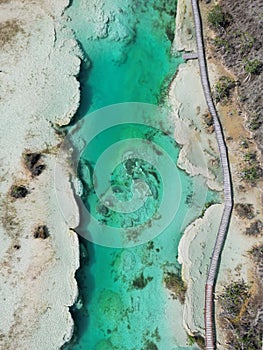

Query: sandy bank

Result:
[0,1,81,349]
[169,59,223,192]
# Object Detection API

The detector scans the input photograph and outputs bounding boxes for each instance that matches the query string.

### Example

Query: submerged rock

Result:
[144,341,158,350]
[96,204,109,216]
[164,271,187,304]
[80,242,89,262]
[132,272,153,289]
[75,295,83,310]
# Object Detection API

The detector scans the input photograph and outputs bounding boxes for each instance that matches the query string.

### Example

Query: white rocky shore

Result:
[0,1,81,349]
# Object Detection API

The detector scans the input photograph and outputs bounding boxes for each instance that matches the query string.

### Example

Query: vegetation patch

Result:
[239,138,249,149]
[235,203,254,219]
[243,152,257,164]
[247,113,262,131]
[245,220,263,236]
[212,37,230,53]
[187,334,205,349]
[207,5,232,30]
[213,76,236,103]
[219,279,263,349]
[23,152,46,177]
[33,225,49,239]
[243,58,262,75]
[208,0,263,159]
[132,272,153,290]
[239,148,262,183]
[0,19,24,47]
[164,271,186,304]
[249,244,263,262]
[202,111,214,133]
[142,340,158,350]
[240,165,262,183]
[10,185,29,199]
[219,280,250,320]
[201,200,217,217]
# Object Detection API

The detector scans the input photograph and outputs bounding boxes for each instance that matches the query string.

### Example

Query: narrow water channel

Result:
[63,1,215,349]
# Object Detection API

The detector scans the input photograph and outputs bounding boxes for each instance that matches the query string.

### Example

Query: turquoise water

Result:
[64,1,217,349]
[67,0,182,115]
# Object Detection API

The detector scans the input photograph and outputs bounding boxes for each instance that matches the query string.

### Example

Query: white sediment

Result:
[178,204,223,334]
[170,0,222,192]
[0,1,81,349]
[169,59,222,192]
[174,0,196,52]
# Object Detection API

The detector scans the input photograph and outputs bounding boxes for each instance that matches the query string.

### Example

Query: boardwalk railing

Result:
[190,1,234,349]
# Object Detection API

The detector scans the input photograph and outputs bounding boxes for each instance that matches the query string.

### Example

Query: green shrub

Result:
[201,200,217,217]
[187,334,205,349]
[239,138,249,149]
[213,76,235,103]
[10,185,29,199]
[243,152,257,163]
[244,58,262,75]
[239,31,255,54]
[212,36,230,51]
[241,166,262,182]
[249,244,263,261]
[219,278,263,348]
[219,280,250,319]
[247,113,262,130]
[207,5,231,29]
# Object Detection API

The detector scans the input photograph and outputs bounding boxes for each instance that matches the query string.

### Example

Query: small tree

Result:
[219,280,250,320]
[244,58,262,75]
[213,76,235,103]
[241,166,262,182]
[207,5,231,29]
[247,113,262,131]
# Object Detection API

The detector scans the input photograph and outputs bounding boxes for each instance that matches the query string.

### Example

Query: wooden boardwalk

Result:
[182,52,198,60]
[190,0,234,349]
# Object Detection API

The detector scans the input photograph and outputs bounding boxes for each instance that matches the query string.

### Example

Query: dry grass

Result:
[0,198,20,239]
[0,19,24,47]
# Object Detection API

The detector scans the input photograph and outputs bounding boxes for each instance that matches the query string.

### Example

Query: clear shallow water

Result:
[67,0,183,115]
[64,1,217,349]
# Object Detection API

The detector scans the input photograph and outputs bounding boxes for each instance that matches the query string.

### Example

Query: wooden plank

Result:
[183,52,198,60]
